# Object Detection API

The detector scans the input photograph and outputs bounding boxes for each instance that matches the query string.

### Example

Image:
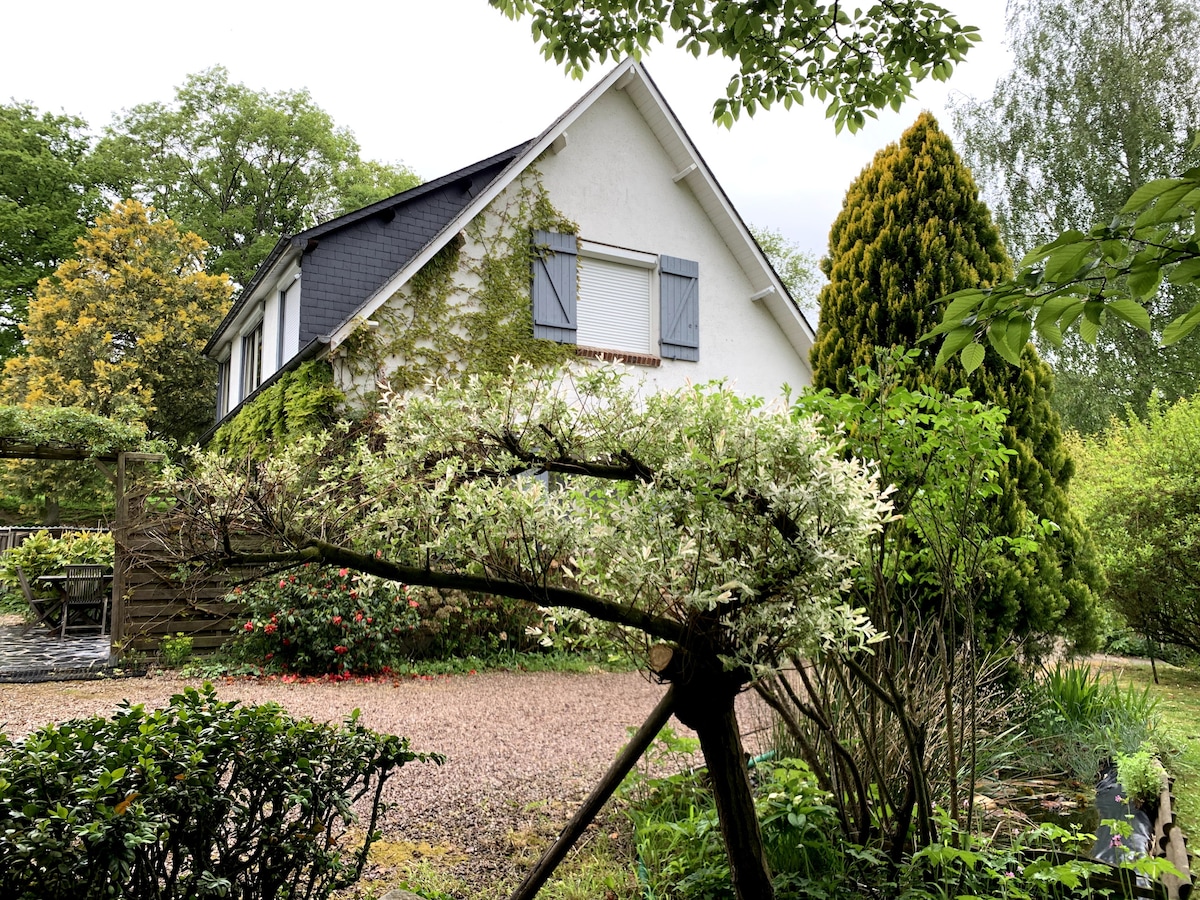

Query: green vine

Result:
[338,167,578,396]
[210,360,345,458]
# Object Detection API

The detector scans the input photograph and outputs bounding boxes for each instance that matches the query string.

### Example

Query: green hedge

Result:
[0,684,441,899]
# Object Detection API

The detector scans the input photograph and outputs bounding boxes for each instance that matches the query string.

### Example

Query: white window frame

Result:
[241,317,264,399]
[216,350,232,419]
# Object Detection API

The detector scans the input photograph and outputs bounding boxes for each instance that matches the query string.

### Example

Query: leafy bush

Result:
[0,684,440,900]
[159,632,193,668]
[229,565,422,674]
[1114,747,1166,806]
[228,565,611,674]
[900,816,1181,900]
[0,530,114,613]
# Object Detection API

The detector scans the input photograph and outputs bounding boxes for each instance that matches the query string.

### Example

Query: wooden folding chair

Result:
[16,565,59,634]
[62,564,109,637]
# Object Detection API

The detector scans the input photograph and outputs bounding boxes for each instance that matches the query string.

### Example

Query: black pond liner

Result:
[1011,762,1174,900]
[1092,763,1157,864]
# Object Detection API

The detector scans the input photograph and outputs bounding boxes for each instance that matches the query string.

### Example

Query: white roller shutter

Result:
[577,256,651,354]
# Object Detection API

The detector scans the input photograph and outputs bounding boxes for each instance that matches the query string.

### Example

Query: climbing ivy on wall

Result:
[210,360,344,459]
[213,167,576,450]
[339,167,578,397]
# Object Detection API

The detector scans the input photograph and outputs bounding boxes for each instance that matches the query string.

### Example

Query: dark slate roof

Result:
[205,143,533,355]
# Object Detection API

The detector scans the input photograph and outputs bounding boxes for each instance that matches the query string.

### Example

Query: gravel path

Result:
[0,669,774,892]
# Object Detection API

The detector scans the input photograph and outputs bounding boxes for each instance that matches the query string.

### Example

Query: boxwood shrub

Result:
[0,684,441,899]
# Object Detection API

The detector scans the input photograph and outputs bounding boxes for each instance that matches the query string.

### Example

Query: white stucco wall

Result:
[533,86,812,400]
[343,79,812,405]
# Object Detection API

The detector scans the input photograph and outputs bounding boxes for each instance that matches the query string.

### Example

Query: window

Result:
[277,285,290,369]
[531,231,698,361]
[578,255,652,354]
[242,321,263,398]
[216,357,231,419]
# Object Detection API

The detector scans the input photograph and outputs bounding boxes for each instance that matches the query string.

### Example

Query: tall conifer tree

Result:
[812,113,1102,650]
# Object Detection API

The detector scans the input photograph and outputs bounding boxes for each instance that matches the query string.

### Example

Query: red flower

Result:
[366,617,373,624]
[408,599,420,608]
[350,590,359,600]
[264,623,277,635]
[332,615,342,625]
[355,612,363,622]
[338,568,349,577]
[282,638,290,646]
[243,621,255,632]
[265,652,274,660]
[334,645,349,655]
[278,579,287,589]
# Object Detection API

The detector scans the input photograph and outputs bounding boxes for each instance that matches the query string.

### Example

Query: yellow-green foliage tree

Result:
[2,199,232,445]
[811,113,1103,651]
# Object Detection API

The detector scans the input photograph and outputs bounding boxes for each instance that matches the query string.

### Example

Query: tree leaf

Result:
[1127,265,1163,300]
[934,326,975,367]
[1106,298,1152,332]
[1043,242,1094,282]
[1166,256,1200,285]
[1162,308,1200,346]
[1079,315,1100,345]
[986,319,1022,365]
[959,341,985,372]
[1121,178,1183,214]
[941,291,984,325]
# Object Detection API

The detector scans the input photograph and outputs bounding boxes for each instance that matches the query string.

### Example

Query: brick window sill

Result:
[575,346,662,367]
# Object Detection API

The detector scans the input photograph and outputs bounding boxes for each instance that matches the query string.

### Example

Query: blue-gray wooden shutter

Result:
[660,255,699,360]
[531,230,577,342]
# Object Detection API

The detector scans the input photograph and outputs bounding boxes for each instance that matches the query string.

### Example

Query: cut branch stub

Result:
[648,642,674,673]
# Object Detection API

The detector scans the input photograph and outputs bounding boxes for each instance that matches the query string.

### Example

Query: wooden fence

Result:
[110,453,255,656]
[113,550,253,655]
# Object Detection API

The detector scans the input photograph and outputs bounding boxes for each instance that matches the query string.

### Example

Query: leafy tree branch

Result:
[489,1,980,131]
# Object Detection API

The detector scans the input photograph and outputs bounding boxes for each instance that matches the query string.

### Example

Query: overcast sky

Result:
[2,0,1009,256]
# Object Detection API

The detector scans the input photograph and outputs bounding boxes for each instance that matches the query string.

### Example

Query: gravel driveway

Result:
[0,669,774,893]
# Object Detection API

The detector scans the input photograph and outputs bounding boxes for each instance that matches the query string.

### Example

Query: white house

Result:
[204,60,815,429]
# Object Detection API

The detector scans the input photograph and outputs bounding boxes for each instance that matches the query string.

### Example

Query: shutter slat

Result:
[660,255,699,360]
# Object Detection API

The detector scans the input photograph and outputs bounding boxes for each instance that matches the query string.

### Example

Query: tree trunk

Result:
[670,653,774,900]
[692,697,775,900]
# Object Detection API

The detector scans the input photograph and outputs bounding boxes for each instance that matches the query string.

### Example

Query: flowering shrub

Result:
[401,588,565,659]
[230,565,421,674]
[229,565,595,674]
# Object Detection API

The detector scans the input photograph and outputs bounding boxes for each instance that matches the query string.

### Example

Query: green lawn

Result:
[1091,656,1200,833]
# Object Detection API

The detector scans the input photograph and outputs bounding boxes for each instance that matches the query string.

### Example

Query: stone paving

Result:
[0,623,113,682]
